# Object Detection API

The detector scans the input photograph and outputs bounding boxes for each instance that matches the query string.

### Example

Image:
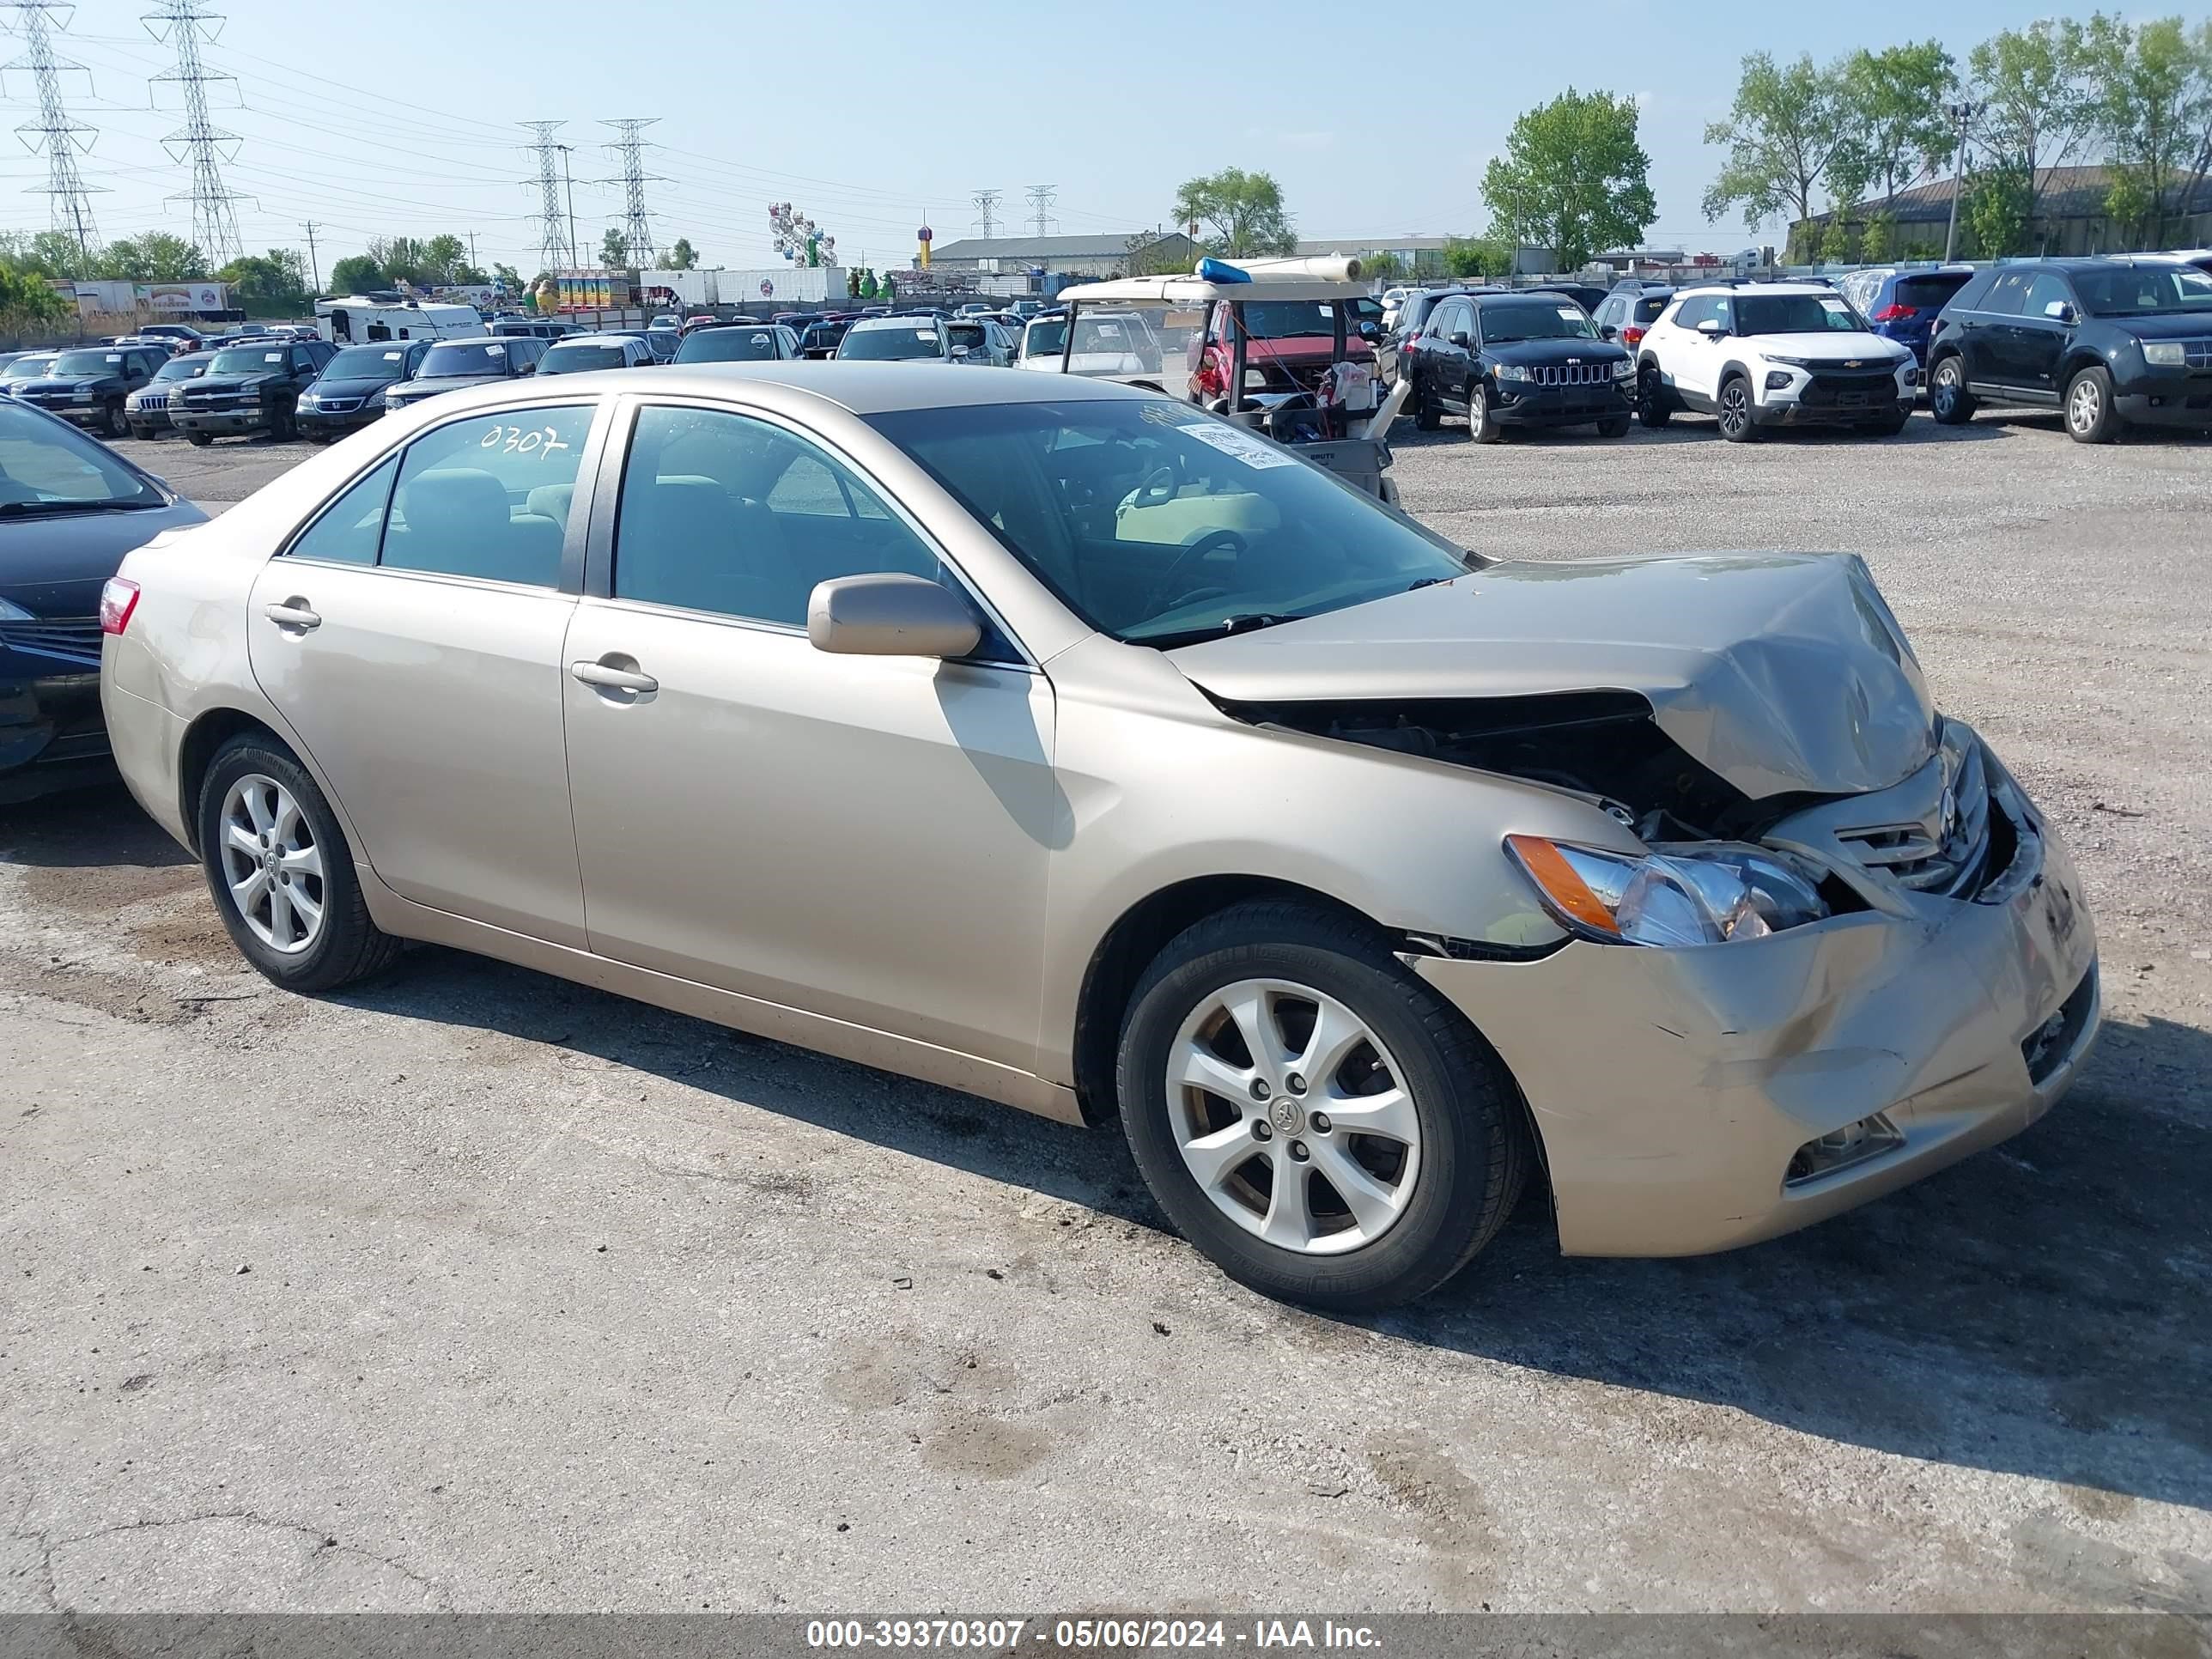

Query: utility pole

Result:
[520,120,571,271]
[600,118,664,267]
[144,0,248,266]
[3,2,105,256]
[559,144,578,267]
[1942,100,1983,262]
[301,218,319,292]
[466,229,477,272]
[1025,184,1056,240]
[970,188,1001,240]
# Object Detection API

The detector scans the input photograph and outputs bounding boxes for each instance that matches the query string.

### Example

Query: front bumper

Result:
[1753,392,1914,427]
[297,405,380,437]
[1491,380,1634,426]
[127,404,176,434]
[171,406,270,436]
[0,671,113,802]
[2113,386,2212,429]
[1417,780,2099,1257]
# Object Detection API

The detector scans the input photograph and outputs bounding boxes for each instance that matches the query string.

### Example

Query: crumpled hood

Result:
[1167,553,1936,799]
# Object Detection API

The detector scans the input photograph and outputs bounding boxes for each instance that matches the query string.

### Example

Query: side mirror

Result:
[808,573,981,659]
[1597,325,1618,341]
[1356,320,1380,343]
[2045,300,2076,323]
[1696,318,1725,337]
[951,344,971,359]
[1449,330,1471,349]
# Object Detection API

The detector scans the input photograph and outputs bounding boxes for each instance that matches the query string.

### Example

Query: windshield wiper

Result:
[1139,611,1300,649]
[0,497,161,518]
[1407,575,1456,592]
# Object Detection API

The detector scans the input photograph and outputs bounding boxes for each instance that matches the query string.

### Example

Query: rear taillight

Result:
[1621,325,1645,346]
[1874,303,1918,322]
[99,576,139,635]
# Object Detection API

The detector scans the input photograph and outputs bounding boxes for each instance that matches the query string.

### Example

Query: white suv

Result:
[1634,282,1918,441]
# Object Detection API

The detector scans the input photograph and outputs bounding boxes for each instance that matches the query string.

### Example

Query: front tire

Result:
[185,430,213,447]
[1717,374,1759,442]
[1929,354,1975,424]
[1467,381,1503,444]
[1413,381,1440,431]
[1115,901,1530,1311]
[1637,364,1671,428]
[2064,366,2120,444]
[1596,412,1632,438]
[98,401,125,439]
[1867,408,1911,437]
[197,736,402,994]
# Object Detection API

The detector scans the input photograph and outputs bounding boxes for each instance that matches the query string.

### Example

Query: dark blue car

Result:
[1836,266,1978,365]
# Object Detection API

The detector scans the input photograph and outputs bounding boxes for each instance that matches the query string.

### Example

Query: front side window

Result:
[2020,271,2075,319]
[612,405,943,629]
[380,405,595,586]
[869,399,1470,648]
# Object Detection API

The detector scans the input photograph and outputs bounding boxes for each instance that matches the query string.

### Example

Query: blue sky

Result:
[7,0,2204,276]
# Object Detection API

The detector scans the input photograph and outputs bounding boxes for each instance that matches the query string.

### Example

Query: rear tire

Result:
[2063,366,2120,444]
[1413,385,1439,431]
[98,401,124,440]
[1637,364,1671,428]
[1717,374,1759,442]
[1929,354,1975,424]
[1115,900,1530,1312]
[197,735,403,995]
[269,404,296,443]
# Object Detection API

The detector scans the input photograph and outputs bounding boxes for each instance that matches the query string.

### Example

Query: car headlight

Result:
[1765,355,1813,369]
[0,596,32,621]
[2144,341,2185,367]
[74,389,94,402]
[295,392,319,408]
[1492,363,1532,382]
[1611,357,1635,380]
[1505,835,1829,947]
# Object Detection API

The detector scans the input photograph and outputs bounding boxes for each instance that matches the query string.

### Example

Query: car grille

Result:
[1529,362,1615,386]
[1800,368,1899,408]
[19,390,74,407]
[312,396,363,414]
[179,389,256,410]
[2177,337,2212,370]
[1834,738,1994,897]
[0,615,102,668]
[137,391,170,410]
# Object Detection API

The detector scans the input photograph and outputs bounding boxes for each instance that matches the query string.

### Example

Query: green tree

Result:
[598,227,630,266]
[1703,52,1853,231]
[0,264,69,338]
[1857,211,1895,263]
[1963,161,2033,257]
[219,249,310,317]
[328,253,385,295]
[92,234,206,282]
[665,237,698,270]
[1835,41,1960,210]
[0,230,93,280]
[418,234,470,284]
[2084,15,2212,246]
[1819,216,1855,263]
[1442,232,1516,278]
[1967,18,2100,240]
[1170,167,1296,258]
[1481,89,1656,270]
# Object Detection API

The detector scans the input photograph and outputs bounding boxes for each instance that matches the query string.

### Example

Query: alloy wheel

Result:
[2067,376,2101,435]
[1468,386,1486,438]
[1932,363,1960,417]
[1166,978,1422,1255]
[217,773,326,954]
[1719,382,1750,437]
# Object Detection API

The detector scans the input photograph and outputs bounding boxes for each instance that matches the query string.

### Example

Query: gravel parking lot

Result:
[3,410,2209,1615]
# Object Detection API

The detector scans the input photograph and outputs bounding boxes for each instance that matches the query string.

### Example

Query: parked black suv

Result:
[295,339,434,441]
[1926,257,2212,442]
[1407,290,1633,441]
[10,343,169,438]
[170,339,337,445]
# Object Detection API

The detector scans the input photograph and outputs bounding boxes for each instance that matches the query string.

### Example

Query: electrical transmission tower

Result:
[143,0,247,266]
[3,3,103,254]
[600,118,665,266]
[1024,184,1056,240]
[970,189,1001,240]
[521,120,572,271]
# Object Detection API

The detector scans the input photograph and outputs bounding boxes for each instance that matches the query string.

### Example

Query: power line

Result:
[970,187,1000,240]
[3,2,104,252]
[520,119,571,271]
[600,117,663,266]
[1024,184,1056,240]
[143,0,247,264]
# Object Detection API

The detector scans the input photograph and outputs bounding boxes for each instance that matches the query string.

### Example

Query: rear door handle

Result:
[263,599,320,632]
[570,659,658,694]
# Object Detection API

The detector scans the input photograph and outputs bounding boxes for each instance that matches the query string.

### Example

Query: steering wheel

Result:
[1146,529,1247,614]
[1133,463,1180,508]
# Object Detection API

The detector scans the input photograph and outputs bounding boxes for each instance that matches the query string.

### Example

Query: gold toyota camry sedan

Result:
[98,364,2100,1310]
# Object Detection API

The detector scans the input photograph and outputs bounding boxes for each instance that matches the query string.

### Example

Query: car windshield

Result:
[419,342,514,377]
[151,356,211,382]
[868,398,1469,647]
[2072,264,2212,316]
[2,357,55,380]
[324,345,412,381]
[0,400,164,512]
[1236,301,1340,340]
[676,328,783,363]
[1734,293,1867,334]
[209,347,291,374]
[539,343,630,374]
[1480,302,1596,343]
[838,325,944,361]
[48,350,129,376]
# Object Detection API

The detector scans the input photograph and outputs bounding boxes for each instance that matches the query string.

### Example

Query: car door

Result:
[1963,270,2031,390]
[2006,270,2077,400]
[559,397,1055,1071]
[1668,295,1724,405]
[1424,299,1473,410]
[246,398,609,945]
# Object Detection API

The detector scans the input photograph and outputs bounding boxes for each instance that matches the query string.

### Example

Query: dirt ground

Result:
[3,409,2207,1614]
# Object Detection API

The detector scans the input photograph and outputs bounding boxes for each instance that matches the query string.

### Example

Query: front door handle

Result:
[263,599,320,632]
[570,659,659,695]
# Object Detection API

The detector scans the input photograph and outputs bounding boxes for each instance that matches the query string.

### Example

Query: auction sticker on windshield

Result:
[1820,298,1850,314]
[1178,420,1296,470]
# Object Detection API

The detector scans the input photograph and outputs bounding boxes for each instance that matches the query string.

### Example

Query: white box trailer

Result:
[641,269,719,308]
[313,295,487,344]
[720,266,848,306]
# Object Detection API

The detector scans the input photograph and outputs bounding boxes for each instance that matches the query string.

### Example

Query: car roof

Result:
[1675,280,1833,295]
[395,362,1152,418]
[549,332,647,345]
[848,315,941,331]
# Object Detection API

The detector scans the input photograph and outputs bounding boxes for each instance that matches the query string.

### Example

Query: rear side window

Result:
[379,406,595,587]
[287,455,398,566]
